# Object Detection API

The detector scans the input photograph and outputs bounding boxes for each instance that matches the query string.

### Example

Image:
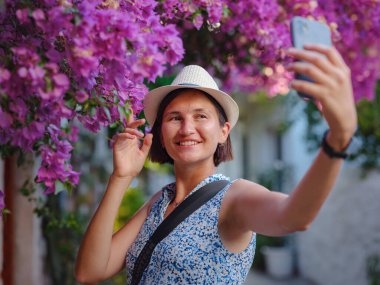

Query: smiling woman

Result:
[149,88,233,167]
[76,52,358,284]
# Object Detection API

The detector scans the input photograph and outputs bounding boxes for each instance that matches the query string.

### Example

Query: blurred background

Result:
[1,1,380,285]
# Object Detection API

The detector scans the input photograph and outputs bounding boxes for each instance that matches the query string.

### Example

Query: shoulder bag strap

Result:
[131,179,229,285]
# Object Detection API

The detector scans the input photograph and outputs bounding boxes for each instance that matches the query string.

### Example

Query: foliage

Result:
[367,254,380,285]
[0,0,184,196]
[355,83,380,171]
[114,188,145,232]
[253,234,287,271]
[1,0,380,205]
[303,80,380,172]
[36,194,84,285]
[16,128,149,285]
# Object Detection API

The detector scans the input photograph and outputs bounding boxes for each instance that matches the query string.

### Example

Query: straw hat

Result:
[143,65,239,128]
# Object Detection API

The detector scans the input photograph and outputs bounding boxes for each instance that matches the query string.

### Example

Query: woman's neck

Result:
[173,162,217,202]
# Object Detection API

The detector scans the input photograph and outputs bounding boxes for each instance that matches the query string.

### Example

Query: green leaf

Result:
[55,180,66,195]
[16,150,26,167]
[45,76,52,92]
[89,106,97,117]
[103,106,112,122]
[2,208,11,217]
[64,181,74,195]
[118,105,130,123]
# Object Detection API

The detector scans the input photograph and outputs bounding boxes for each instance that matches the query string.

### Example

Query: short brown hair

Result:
[148,88,233,166]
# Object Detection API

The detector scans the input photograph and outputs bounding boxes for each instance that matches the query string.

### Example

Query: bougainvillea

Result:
[167,0,380,100]
[0,0,184,196]
[0,0,379,204]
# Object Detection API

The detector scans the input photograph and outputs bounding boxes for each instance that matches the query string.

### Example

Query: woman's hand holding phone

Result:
[286,44,357,150]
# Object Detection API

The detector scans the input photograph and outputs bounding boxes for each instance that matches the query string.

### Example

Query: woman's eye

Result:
[170,116,181,121]
[196,114,207,119]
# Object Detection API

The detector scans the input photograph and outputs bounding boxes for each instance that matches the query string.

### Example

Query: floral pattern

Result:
[126,174,256,284]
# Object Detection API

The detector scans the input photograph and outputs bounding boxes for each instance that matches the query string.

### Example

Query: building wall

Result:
[297,166,380,285]
[280,104,380,285]
[220,97,380,285]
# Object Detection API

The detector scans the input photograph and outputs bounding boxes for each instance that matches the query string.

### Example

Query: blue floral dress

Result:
[125,174,256,284]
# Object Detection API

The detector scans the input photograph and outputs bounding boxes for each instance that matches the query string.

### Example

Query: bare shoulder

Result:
[228,178,271,200]
[231,178,268,190]
[220,179,274,226]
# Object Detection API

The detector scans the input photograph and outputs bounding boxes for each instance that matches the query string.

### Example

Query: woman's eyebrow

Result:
[163,111,180,117]
[164,108,212,115]
[193,108,212,113]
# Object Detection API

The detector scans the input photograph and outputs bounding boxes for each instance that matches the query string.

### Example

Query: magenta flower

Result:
[0,108,13,128]
[0,0,379,199]
[0,190,4,212]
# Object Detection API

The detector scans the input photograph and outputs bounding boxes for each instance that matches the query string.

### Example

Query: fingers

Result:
[140,133,153,155]
[286,45,352,103]
[121,128,144,138]
[286,62,335,87]
[286,47,333,74]
[286,46,350,80]
[125,108,146,129]
[113,129,143,146]
[289,79,327,102]
[303,44,348,69]
[125,118,146,129]
[127,109,134,125]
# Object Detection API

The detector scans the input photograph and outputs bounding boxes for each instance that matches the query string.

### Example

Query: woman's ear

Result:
[219,122,231,144]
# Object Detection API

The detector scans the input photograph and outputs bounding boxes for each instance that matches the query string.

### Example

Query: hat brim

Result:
[143,85,239,128]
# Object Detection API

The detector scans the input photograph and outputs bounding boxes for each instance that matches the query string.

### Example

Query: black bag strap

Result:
[131,179,229,285]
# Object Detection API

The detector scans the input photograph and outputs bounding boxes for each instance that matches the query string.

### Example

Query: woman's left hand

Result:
[286,44,358,150]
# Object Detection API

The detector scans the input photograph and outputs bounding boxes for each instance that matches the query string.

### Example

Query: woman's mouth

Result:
[176,140,201,146]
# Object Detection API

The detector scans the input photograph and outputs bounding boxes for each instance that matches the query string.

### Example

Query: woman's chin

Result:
[173,155,214,167]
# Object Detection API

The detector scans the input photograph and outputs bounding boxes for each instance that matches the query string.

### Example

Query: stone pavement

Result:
[244,270,315,285]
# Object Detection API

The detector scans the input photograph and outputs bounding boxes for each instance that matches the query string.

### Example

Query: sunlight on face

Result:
[161,89,230,167]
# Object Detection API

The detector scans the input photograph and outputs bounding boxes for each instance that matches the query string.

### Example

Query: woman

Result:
[75,44,357,284]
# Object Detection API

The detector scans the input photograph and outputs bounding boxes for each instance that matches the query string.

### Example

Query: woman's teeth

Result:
[179,141,199,146]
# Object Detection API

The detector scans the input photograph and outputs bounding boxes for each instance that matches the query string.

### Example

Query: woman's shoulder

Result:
[230,178,268,193]
[146,190,163,214]
[222,178,271,212]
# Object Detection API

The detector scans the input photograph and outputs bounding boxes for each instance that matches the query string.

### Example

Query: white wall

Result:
[297,166,380,285]
[281,105,380,285]
[221,95,380,285]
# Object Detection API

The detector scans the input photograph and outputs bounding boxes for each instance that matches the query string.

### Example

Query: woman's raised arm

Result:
[223,45,357,236]
[75,118,153,283]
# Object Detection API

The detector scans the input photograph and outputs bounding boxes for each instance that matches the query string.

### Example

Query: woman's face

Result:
[161,89,230,167]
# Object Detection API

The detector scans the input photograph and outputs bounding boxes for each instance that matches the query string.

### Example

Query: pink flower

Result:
[53,74,70,88]
[193,14,204,30]
[0,108,13,128]
[17,67,28,78]
[32,9,45,21]
[76,90,88,103]
[1,0,379,199]
[16,9,30,24]
[0,190,4,211]
[0,68,11,82]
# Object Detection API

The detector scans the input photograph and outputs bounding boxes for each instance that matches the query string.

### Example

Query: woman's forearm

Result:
[75,174,133,281]
[280,149,344,231]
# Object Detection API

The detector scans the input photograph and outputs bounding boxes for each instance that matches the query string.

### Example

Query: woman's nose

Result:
[178,118,195,136]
